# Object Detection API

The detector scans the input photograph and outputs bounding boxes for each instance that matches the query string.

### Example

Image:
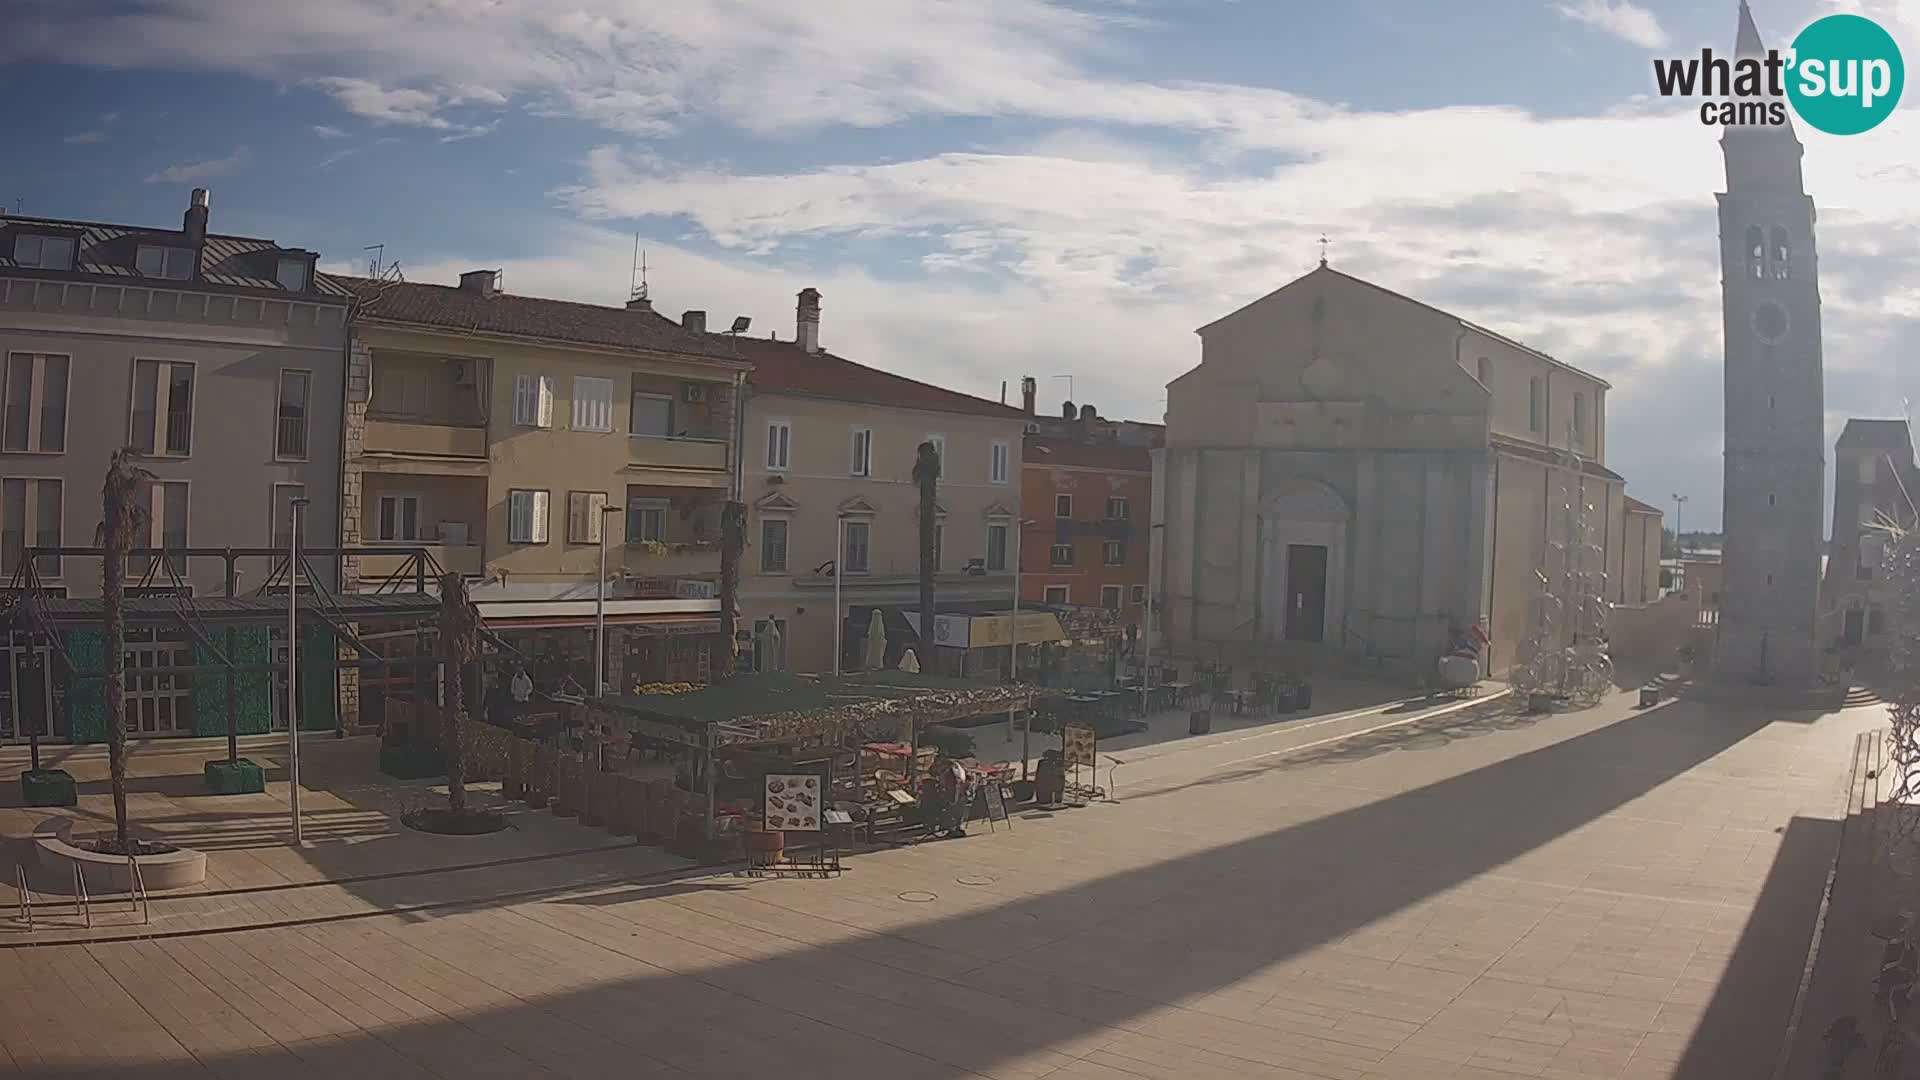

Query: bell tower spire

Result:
[1713,1,1826,686]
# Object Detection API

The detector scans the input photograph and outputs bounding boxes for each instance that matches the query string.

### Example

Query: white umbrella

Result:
[863,609,888,671]
[899,648,921,674]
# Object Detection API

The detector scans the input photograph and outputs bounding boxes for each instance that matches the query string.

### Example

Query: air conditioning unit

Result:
[682,383,708,404]
[449,360,476,386]
[1024,422,1040,434]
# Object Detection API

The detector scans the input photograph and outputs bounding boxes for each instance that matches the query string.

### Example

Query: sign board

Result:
[968,612,1067,648]
[764,773,821,832]
[674,578,719,600]
[1062,723,1097,768]
[929,613,972,648]
[982,782,1011,826]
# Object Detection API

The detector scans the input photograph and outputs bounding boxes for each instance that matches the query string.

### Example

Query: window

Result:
[1528,377,1542,433]
[1044,585,1069,605]
[275,370,310,460]
[1476,356,1491,388]
[377,494,420,541]
[925,434,946,479]
[986,522,1008,571]
[12,234,75,270]
[567,491,609,544]
[1105,496,1130,520]
[0,478,61,578]
[1101,585,1122,610]
[1055,494,1072,518]
[131,359,195,456]
[512,373,554,427]
[374,366,431,417]
[843,521,871,573]
[271,483,304,550]
[3,352,69,453]
[761,518,789,572]
[1131,584,1146,605]
[1050,544,1073,567]
[1770,227,1792,280]
[276,257,309,292]
[630,390,672,437]
[990,440,1010,484]
[572,376,614,432]
[932,523,944,572]
[1746,225,1765,280]
[766,420,792,470]
[136,245,194,280]
[508,489,549,544]
[1572,391,1585,445]
[625,495,666,543]
[1104,541,1125,565]
[849,427,873,477]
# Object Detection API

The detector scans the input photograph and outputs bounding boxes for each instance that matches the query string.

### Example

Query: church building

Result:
[1152,263,1628,678]
[1712,1,1827,686]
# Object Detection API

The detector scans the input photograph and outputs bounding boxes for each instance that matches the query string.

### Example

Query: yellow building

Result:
[734,289,1031,675]
[339,271,750,721]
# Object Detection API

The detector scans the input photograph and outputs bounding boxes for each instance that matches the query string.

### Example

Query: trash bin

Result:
[1639,685,1660,708]
[1189,709,1212,735]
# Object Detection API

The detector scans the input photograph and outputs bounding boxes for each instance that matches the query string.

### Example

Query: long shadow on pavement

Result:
[52,697,1837,1080]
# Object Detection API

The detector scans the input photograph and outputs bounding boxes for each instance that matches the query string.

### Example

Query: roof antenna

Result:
[1317,234,1331,268]
[364,244,385,277]
[629,235,649,304]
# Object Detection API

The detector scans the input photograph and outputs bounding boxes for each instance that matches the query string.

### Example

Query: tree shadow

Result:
[44,696,1840,1079]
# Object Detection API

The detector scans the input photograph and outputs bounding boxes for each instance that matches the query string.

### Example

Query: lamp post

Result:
[1143,519,1166,713]
[1007,517,1034,738]
[833,514,848,677]
[594,503,622,697]
[287,497,309,845]
[1671,493,1688,558]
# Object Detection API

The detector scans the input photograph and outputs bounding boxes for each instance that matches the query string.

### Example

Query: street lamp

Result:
[1007,518,1035,738]
[286,496,309,845]
[833,513,849,677]
[595,503,623,697]
[1671,493,1688,558]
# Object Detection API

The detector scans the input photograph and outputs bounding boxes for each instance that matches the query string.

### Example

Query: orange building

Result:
[1020,436,1154,624]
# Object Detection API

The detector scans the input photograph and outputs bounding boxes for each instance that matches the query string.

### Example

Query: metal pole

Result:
[833,515,845,677]
[288,497,308,845]
[1017,519,1031,781]
[1008,518,1020,738]
[596,518,607,697]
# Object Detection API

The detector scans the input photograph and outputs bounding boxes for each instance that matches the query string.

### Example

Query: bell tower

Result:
[1714,1,1825,685]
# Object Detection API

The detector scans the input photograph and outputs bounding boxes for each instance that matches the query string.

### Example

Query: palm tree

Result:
[717,501,746,679]
[913,440,940,663]
[437,572,482,814]
[99,448,155,847]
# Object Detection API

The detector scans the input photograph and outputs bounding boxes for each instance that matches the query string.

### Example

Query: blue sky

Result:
[5,0,1917,529]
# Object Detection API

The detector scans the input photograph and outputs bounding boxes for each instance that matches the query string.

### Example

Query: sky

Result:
[5,0,1920,531]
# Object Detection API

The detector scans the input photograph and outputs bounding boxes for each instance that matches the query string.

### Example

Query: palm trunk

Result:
[914,441,940,659]
[438,572,479,815]
[100,449,149,847]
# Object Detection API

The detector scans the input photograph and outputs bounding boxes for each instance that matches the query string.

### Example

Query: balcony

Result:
[626,435,730,487]
[364,419,487,460]
[358,543,484,582]
[621,542,723,581]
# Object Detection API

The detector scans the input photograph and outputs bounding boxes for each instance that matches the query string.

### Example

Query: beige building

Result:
[0,189,346,740]
[1621,496,1664,606]
[734,289,1029,675]
[1155,264,1635,678]
[340,271,751,714]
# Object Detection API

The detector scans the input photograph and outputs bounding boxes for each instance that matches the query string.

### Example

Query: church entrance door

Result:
[1285,544,1328,643]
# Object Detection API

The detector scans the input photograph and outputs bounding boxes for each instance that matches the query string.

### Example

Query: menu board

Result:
[763,773,821,832]
[1062,724,1097,768]
[983,782,1011,825]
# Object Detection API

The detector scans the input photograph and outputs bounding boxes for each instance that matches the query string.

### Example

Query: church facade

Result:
[1152,265,1627,678]
[1712,1,1827,686]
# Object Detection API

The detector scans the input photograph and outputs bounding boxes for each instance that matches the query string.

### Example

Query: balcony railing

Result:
[363,418,487,458]
[621,542,723,579]
[628,435,729,473]
[359,543,484,580]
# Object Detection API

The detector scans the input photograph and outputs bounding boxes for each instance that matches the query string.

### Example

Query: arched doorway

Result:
[1259,481,1350,644]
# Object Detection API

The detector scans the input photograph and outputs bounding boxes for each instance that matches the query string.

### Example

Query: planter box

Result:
[379,743,446,781]
[528,746,557,808]
[35,820,206,892]
[203,758,266,795]
[19,768,76,808]
[1639,685,1661,708]
[1527,692,1556,714]
[553,753,583,817]
[610,775,645,837]
[583,770,619,827]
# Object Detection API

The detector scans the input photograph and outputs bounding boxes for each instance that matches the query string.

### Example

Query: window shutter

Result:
[514,374,534,425]
[587,492,606,543]
[568,492,587,542]
[531,491,549,543]
[536,376,553,428]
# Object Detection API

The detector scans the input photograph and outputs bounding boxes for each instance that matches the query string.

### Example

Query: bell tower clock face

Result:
[1753,301,1789,345]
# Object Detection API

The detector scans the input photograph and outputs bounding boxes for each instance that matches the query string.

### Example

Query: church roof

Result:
[1198,265,1611,389]
[1836,419,1914,451]
[1735,1,1765,58]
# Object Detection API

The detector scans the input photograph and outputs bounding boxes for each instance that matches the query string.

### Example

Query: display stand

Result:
[1061,723,1103,803]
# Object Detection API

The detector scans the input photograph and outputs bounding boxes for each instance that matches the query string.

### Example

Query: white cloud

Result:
[311,123,349,139]
[62,130,106,144]
[1554,0,1668,49]
[143,146,252,184]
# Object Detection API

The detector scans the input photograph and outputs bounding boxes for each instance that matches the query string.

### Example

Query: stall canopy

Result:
[589,671,1036,749]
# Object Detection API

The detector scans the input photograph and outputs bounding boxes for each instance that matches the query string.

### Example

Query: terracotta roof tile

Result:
[728,334,1022,420]
[1023,437,1153,471]
[1623,495,1662,514]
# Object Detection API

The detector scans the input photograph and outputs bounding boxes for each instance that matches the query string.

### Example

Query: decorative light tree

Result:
[1509,433,1613,705]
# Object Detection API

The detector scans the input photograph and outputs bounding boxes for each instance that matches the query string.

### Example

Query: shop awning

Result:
[476,598,719,623]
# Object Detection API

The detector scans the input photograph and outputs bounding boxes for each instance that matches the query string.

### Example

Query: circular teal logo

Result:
[1787,14,1904,135]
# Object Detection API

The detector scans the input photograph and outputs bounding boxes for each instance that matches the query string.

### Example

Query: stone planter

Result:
[20,768,77,807]
[583,770,619,827]
[610,775,645,837]
[553,753,583,817]
[34,819,206,893]
[1528,692,1556,714]
[203,758,265,795]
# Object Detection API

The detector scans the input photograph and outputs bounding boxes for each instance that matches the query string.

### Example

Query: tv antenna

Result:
[629,235,649,304]
[364,244,386,277]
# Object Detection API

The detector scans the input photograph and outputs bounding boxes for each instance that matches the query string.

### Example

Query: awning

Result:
[487,615,721,634]
[477,598,718,621]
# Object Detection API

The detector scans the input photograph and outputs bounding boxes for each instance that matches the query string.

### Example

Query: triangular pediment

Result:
[754,490,801,513]
[981,501,1015,520]
[837,495,880,516]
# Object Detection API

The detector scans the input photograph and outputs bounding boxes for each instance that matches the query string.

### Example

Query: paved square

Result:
[0,690,1878,1079]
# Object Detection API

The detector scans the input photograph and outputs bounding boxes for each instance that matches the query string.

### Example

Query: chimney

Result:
[1020,376,1037,416]
[183,188,210,248]
[458,269,499,298]
[796,287,821,353]
[1079,403,1097,422]
[682,309,706,333]
[1061,400,1076,420]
